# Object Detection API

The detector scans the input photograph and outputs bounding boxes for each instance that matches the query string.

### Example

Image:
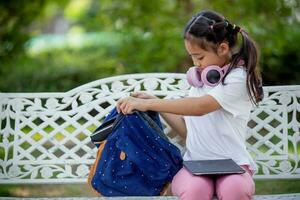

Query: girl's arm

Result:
[159,112,187,139]
[127,92,187,138]
[117,94,221,116]
[145,95,221,116]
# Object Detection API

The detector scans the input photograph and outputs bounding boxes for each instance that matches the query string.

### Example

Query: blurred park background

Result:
[1,0,300,93]
[1,0,300,197]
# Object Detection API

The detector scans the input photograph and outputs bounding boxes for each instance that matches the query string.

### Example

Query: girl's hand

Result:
[116,96,149,115]
[130,91,158,99]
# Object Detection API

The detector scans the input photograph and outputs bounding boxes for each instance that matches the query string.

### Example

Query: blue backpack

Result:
[88,108,183,196]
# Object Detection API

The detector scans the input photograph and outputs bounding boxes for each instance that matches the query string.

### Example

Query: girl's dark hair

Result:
[184,10,263,105]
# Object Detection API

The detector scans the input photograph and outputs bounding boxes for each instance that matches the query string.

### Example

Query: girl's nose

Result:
[193,61,201,67]
[192,59,200,67]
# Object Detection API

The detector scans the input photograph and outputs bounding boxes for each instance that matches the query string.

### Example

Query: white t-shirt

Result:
[183,67,257,172]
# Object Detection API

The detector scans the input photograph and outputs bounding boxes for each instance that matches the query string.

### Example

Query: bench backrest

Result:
[0,73,299,184]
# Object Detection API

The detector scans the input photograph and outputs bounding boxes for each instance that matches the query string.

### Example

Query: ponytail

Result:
[231,29,264,105]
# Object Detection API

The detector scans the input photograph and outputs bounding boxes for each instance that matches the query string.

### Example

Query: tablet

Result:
[183,159,245,176]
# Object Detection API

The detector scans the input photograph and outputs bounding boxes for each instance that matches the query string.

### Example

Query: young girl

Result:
[116,10,263,200]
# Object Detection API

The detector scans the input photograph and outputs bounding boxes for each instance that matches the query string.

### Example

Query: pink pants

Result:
[171,166,255,200]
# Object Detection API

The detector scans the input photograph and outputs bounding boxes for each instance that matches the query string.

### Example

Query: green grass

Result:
[0,184,95,197]
[255,179,300,194]
[0,180,300,197]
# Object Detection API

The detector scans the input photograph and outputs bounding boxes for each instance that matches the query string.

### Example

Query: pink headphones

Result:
[186,64,230,87]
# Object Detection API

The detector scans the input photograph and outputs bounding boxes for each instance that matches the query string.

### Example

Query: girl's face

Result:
[184,40,230,69]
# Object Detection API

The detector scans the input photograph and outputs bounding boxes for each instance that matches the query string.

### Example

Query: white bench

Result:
[0,73,299,199]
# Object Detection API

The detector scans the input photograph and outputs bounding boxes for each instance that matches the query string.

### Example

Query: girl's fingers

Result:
[130,92,138,97]
[136,93,145,98]
[116,99,123,113]
[124,104,132,115]
[117,97,129,113]
[131,92,145,99]
[116,103,121,113]
[121,104,127,114]
[117,99,126,113]
[117,96,136,114]
[131,92,149,99]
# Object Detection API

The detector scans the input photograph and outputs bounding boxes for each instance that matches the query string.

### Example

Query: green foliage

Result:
[0,0,45,59]
[0,0,299,92]
[0,43,121,92]
[0,0,68,59]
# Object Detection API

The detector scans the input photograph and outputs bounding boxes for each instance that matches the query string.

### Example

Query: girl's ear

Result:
[217,42,230,56]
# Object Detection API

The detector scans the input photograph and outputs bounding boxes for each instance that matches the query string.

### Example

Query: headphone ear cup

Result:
[201,65,222,87]
[186,67,203,87]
